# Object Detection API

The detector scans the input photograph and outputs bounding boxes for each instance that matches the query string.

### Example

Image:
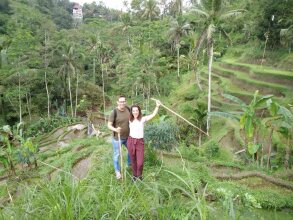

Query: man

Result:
[107,95,131,179]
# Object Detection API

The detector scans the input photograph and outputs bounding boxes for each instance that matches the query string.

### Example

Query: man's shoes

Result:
[116,171,122,180]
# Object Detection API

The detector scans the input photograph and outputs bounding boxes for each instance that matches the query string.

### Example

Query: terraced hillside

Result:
[211,59,293,111]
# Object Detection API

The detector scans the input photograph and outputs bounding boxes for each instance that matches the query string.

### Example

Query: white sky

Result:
[71,0,126,11]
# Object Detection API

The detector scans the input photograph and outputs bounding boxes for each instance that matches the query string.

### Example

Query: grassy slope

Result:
[1,135,293,219]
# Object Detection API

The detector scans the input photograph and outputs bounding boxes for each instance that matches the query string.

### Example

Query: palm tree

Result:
[141,0,160,21]
[44,31,51,118]
[191,0,245,135]
[168,16,190,79]
[170,0,183,17]
[89,33,101,84]
[98,42,111,123]
[58,44,80,117]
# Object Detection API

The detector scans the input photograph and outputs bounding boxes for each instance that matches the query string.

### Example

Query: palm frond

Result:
[219,25,231,45]
[219,9,245,20]
[255,94,274,108]
[278,106,293,124]
[194,28,208,59]
[213,0,223,13]
[222,93,246,106]
[190,8,209,18]
[208,111,239,120]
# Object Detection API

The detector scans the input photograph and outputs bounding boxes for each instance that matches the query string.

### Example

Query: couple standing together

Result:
[107,95,161,180]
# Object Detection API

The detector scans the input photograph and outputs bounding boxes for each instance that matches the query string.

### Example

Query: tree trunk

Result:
[101,60,106,124]
[261,32,269,67]
[267,128,274,169]
[198,125,202,146]
[74,71,79,117]
[44,32,50,118]
[18,72,22,124]
[254,128,259,165]
[177,45,180,79]
[206,35,213,136]
[93,57,96,83]
[1,48,7,67]
[0,93,5,122]
[34,157,38,169]
[26,93,31,121]
[45,71,50,118]
[213,171,293,190]
[195,70,202,91]
[147,81,151,111]
[68,71,74,117]
[284,137,290,169]
[127,35,131,48]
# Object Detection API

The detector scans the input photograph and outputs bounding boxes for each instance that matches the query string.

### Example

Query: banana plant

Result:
[17,138,38,169]
[209,91,273,160]
[265,101,293,169]
[0,125,16,174]
[261,102,291,169]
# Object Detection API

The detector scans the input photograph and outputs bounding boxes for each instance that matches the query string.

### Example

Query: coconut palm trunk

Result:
[44,32,50,118]
[26,93,31,121]
[74,71,79,117]
[68,68,74,117]
[206,25,214,135]
[177,44,180,78]
[18,72,22,124]
[101,59,106,124]
[93,57,96,83]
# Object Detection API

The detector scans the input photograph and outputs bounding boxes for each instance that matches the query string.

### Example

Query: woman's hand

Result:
[156,100,161,107]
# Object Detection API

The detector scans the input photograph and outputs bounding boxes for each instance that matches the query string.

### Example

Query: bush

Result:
[203,141,220,158]
[177,143,202,162]
[144,120,179,151]
[144,143,161,167]
[24,116,79,138]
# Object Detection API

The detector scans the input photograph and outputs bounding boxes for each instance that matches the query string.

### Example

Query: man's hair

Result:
[118,95,126,100]
[129,105,142,122]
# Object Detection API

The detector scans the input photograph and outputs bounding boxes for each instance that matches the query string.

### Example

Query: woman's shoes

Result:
[132,176,143,182]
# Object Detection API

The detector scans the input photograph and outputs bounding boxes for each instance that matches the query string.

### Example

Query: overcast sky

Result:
[70,0,126,11]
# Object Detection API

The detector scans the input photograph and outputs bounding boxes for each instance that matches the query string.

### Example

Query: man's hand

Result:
[115,127,121,133]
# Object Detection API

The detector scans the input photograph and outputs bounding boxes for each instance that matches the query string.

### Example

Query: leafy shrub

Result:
[177,143,202,162]
[24,116,79,137]
[144,120,179,151]
[144,143,161,167]
[16,138,38,168]
[203,141,220,158]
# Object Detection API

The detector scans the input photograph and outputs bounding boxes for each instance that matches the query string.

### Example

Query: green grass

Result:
[222,59,293,78]
[213,65,291,92]
[1,135,293,219]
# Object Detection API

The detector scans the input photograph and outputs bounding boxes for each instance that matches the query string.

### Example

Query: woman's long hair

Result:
[130,105,142,122]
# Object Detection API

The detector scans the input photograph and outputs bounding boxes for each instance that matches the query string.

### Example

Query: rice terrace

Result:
[0,0,292,219]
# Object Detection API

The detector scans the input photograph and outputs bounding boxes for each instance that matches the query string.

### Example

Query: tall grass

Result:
[1,149,213,219]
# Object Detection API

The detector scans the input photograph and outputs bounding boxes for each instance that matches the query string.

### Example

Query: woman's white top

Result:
[129,116,148,139]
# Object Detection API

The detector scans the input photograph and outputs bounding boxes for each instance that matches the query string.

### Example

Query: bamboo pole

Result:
[39,161,78,180]
[118,133,124,181]
[151,98,209,136]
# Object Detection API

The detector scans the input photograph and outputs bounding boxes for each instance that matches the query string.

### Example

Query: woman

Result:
[128,100,161,181]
